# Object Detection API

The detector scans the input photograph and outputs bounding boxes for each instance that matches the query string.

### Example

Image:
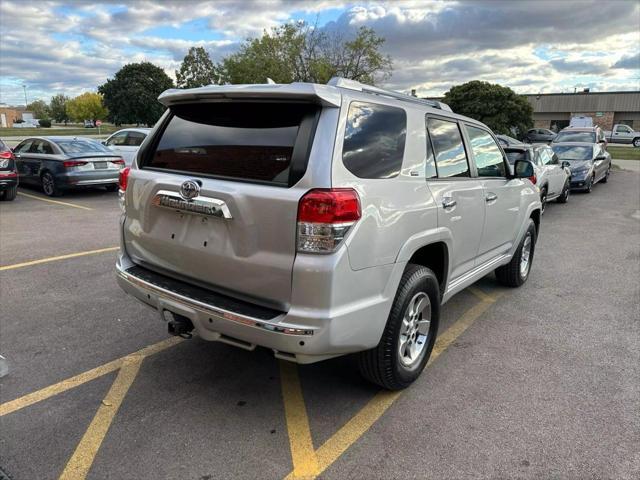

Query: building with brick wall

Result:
[0,106,22,128]
[524,91,640,132]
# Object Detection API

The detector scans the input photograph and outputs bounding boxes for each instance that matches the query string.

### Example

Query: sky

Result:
[1,0,639,106]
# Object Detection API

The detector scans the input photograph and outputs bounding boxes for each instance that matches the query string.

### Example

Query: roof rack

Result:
[327,77,452,112]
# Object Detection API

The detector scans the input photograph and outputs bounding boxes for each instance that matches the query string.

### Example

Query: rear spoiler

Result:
[158,83,342,108]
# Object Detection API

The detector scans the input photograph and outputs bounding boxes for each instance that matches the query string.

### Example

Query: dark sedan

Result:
[0,138,18,201]
[551,143,611,193]
[13,137,124,196]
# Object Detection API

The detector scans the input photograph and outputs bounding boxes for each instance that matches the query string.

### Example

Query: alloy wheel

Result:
[42,173,55,196]
[520,232,532,278]
[398,292,431,368]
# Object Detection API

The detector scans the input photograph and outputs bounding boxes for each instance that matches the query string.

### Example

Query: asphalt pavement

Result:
[0,171,638,480]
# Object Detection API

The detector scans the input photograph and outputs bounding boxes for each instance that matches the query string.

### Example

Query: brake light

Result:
[297,188,361,253]
[0,150,13,159]
[63,160,88,168]
[528,175,537,185]
[111,159,125,165]
[119,167,130,191]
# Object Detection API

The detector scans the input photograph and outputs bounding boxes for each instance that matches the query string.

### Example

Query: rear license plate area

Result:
[94,162,107,169]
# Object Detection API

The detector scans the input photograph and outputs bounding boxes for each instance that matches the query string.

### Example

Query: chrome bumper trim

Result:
[117,264,314,336]
[152,190,232,219]
[72,178,118,185]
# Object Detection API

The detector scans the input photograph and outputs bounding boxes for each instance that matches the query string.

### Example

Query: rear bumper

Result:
[116,250,402,364]
[57,170,119,187]
[0,175,18,190]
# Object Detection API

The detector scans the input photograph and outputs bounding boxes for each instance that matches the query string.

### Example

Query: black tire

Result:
[601,167,610,184]
[104,184,119,192]
[495,219,536,288]
[539,187,547,214]
[1,185,17,201]
[556,180,570,203]
[41,171,62,197]
[633,137,640,148]
[358,264,440,390]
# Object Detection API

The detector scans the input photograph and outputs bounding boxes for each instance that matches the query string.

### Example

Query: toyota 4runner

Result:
[116,78,541,389]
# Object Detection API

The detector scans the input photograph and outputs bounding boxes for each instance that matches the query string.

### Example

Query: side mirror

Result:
[561,161,571,169]
[514,159,534,178]
[101,140,107,145]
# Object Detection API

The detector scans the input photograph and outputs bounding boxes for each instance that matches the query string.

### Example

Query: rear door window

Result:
[465,125,506,177]
[342,101,406,179]
[144,102,319,186]
[126,132,146,146]
[427,118,469,178]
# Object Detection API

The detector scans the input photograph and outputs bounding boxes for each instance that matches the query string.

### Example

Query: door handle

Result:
[442,198,457,209]
[485,193,498,202]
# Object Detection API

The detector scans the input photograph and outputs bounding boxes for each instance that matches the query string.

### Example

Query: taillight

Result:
[0,150,14,169]
[0,151,13,159]
[111,159,125,165]
[119,167,130,191]
[297,188,361,253]
[528,175,537,185]
[63,160,88,168]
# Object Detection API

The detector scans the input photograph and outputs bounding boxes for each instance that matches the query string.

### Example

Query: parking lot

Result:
[1,170,639,479]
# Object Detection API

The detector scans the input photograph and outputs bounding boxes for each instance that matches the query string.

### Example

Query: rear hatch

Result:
[123,97,327,310]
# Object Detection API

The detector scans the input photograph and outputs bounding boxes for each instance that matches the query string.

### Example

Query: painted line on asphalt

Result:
[283,291,502,480]
[0,337,182,417]
[0,247,119,272]
[58,357,143,480]
[280,361,320,478]
[17,191,93,210]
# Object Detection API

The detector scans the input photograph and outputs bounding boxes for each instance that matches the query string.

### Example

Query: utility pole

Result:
[23,85,28,107]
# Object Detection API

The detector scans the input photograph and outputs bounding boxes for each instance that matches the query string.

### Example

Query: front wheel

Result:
[41,171,62,197]
[556,180,570,203]
[495,219,536,288]
[633,137,640,148]
[358,264,440,390]
[601,167,610,183]
[585,175,594,193]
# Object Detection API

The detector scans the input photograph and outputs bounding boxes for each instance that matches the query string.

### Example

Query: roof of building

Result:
[524,91,640,113]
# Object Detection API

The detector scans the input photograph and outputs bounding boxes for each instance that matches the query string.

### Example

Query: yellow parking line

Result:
[0,337,182,417]
[17,191,93,211]
[283,291,502,480]
[59,357,143,480]
[468,286,498,303]
[280,361,320,478]
[0,246,119,271]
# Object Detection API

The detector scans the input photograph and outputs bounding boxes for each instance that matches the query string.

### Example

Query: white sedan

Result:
[103,128,151,166]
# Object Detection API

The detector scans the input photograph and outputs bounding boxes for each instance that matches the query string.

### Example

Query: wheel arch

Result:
[406,242,449,296]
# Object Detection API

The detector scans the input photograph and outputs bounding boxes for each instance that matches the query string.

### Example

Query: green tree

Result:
[442,81,533,135]
[49,94,70,124]
[66,92,108,123]
[176,46,221,88]
[99,62,174,126]
[220,23,392,85]
[26,99,50,119]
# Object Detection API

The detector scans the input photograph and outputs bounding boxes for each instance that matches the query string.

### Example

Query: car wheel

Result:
[556,180,570,203]
[104,184,118,192]
[358,264,440,390]
[41,171,62,197]
[633,138,640,148]
[585,175,594,193]
[601,167,610,184]
[495,219,537,288]
[2,185,18,201]
[539,187,547,214]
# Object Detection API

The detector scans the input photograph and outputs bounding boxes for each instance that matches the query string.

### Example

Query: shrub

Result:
[38,118,52,128]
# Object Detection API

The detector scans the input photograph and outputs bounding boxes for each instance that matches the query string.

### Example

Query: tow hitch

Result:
[166,312,194,339]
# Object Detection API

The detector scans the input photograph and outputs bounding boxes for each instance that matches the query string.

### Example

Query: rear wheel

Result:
[1,185,17,201]
[556,180,570,203]
[633,138,640,148]
[358,264,440,390]
[495,219,536,288]
[41,171,62,197]
[104,184,118,192]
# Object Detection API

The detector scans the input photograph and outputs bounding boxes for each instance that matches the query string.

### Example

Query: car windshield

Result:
[551,145,594,161]
[554,131,596,143]
[504,150,526,164]
[56,139,111,155]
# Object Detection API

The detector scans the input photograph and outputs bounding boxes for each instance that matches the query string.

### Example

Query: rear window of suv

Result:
[553,131,596,143]
[144,102,319,186]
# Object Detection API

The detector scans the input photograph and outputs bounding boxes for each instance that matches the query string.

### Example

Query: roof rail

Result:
[327,77,452,112]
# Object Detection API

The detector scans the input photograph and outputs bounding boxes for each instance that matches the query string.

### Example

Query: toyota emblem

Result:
[179,180,200,200]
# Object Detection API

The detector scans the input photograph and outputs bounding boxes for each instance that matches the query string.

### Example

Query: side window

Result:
[106,132,127,146]
[427,118,469,178]
[540,149,553,165]
[615,125,629,133]
[465,125,506,177]
[28,140,43,153]
[549,149,559,165]
[424,125,437,179]
[41,141,54,154]
[342,101,406,179]
[126,132,146,147]
[15,140,33,153]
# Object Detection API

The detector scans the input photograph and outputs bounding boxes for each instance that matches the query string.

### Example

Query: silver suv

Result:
[116,78,542,389]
